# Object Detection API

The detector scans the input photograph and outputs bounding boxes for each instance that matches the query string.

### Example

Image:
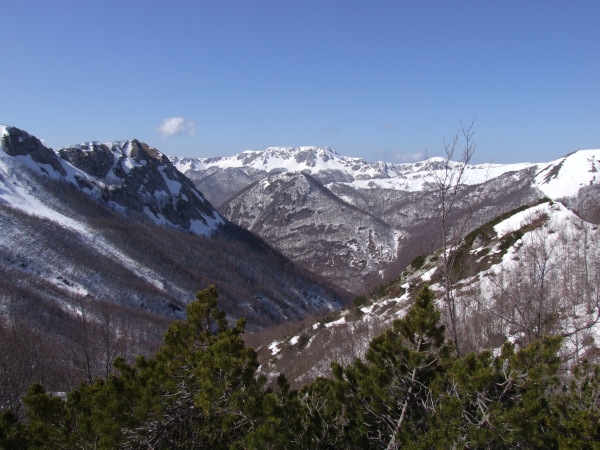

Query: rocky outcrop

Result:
[1,126,66,176]
[58,139,221,232]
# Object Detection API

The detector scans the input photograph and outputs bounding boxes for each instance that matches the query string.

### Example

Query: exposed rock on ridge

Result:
[1,125,224,235]
[59,139,221,233]
[1,126,66,176]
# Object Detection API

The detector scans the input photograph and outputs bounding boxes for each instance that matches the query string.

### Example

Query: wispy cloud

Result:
[375,149,424,162]
[383,122,396,133]
[321,125,340,136]
[313,125,340,141]
[156,117,196,138]
[399,152,423,162]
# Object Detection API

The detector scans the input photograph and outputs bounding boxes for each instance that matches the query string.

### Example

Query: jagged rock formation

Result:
[1,126,67,176]
[58,139,222,233]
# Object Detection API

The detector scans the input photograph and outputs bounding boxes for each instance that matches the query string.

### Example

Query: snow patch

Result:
[325,316,346,328]
[421,267,436,282]
[268,341,281,355]
[158,166,182,195]
[533,150,600,198]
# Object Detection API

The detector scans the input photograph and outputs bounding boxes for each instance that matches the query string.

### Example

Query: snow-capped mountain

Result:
[170,146,536,206]
[174,145,600,292]
[0,125,346,328]
[1,125,224,235]
[172,145,600,204]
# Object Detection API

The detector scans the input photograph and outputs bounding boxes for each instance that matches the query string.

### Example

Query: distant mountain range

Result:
[172,146,600,292]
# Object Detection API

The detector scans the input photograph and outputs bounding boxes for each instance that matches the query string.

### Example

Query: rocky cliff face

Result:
[58,139,222,234]
[1,125,67,176]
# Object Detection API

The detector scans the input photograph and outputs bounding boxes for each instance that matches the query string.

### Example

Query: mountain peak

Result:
[264,145,339,156]
[1,126,224,236]
[1,124,67,177]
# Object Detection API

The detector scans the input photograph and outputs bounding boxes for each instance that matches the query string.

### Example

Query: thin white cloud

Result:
[383,122,396,133]
[156,117,196,138]
[322,125,340,136]
[312,125,340,141]
[400,152,423,162]
[375,149,424,162]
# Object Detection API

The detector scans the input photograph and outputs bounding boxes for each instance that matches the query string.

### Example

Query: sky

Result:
[1,0,599,164]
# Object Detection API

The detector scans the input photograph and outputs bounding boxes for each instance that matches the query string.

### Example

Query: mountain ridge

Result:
[1,125,224,236]
[0,125,348,329]
[205,145,599,292]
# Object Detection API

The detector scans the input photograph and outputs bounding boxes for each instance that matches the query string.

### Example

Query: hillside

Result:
[251,198,600,387]
[0,126,348,329]
[221,171,399,291]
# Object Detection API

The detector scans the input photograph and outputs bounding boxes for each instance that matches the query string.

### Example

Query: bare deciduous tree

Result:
[428,119,486,355]
[0,318,61,416]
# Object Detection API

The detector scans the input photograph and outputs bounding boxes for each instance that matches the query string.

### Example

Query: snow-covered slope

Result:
[532,149,600,198]
[0,125,347,328]
[254,198,600,385]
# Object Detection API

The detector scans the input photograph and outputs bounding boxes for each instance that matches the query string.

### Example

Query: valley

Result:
[1,124,600,444]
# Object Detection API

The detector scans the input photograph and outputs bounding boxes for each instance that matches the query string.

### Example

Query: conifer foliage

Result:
[331,285,453,448]
[2,285,600,449]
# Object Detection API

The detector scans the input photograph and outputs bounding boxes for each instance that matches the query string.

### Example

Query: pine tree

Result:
[424,336,563,448]
[0,409,28,450]
[15,286,291,449]
[548,361,600,449]
[332,285,454,449]
[119,285,264,449]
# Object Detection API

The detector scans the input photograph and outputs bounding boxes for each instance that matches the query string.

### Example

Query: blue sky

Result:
[1,1,599,163]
